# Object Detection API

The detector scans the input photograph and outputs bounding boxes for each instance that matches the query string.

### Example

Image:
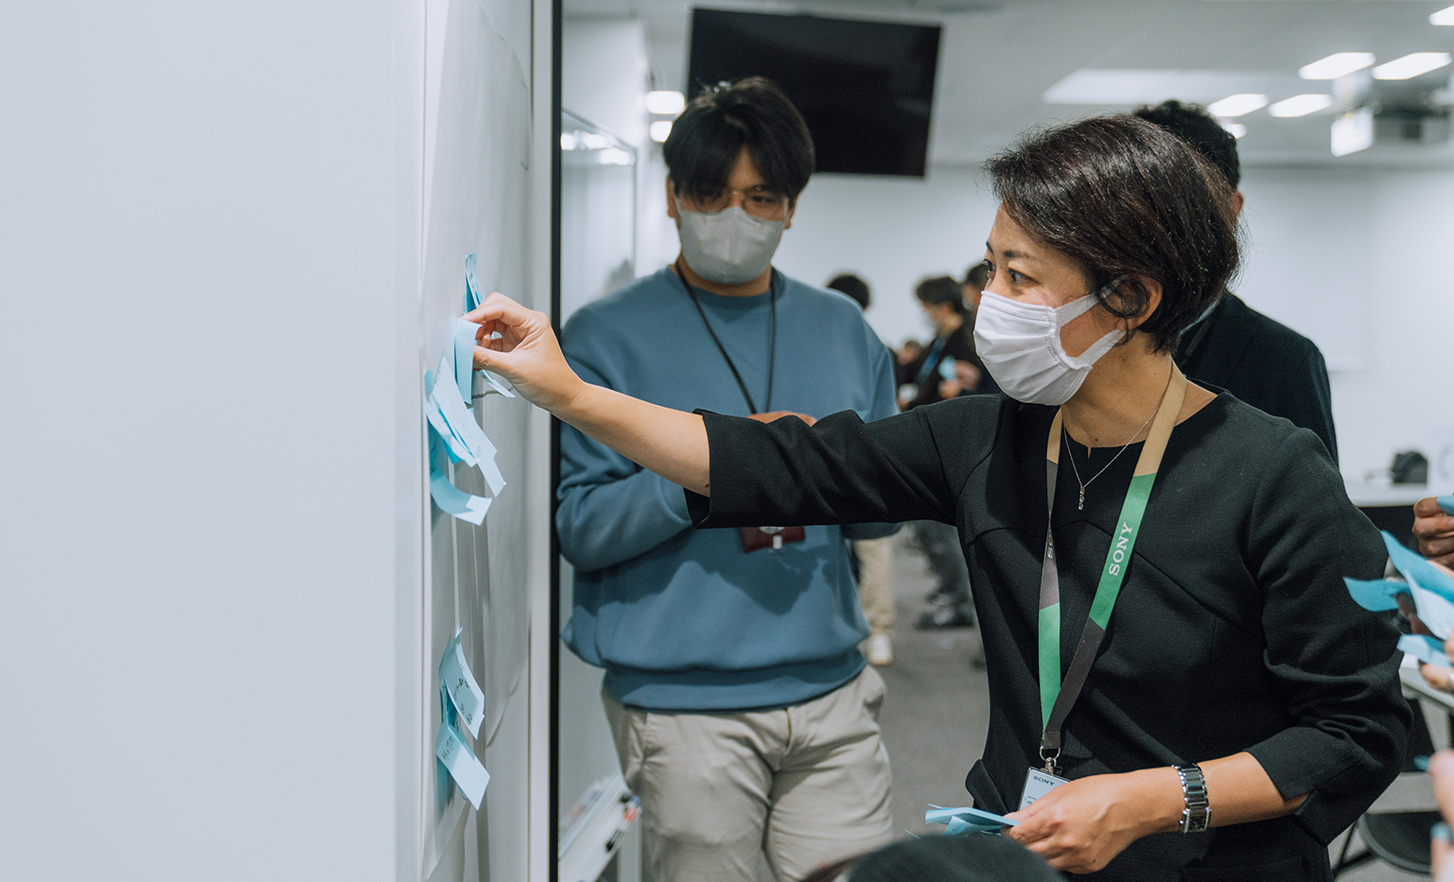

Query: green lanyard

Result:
[1035,365,1187,774]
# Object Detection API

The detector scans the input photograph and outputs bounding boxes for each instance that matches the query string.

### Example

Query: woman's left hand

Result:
[1005,769,1177,874]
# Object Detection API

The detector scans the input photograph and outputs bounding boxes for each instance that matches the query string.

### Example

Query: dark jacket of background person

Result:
[1176,291,1338,463]
[897,322,980,410]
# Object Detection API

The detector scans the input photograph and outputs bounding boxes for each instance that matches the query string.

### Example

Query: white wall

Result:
[772,163,1454,486]
[1,3,413,880]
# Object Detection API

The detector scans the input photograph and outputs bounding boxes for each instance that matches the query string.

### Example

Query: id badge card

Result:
[1019,767,1069,810]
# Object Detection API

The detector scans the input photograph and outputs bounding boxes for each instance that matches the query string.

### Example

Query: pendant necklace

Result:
[1063,398,1162,511]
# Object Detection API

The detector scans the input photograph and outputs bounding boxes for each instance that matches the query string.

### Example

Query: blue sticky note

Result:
[429,365,490,467]
[477,368,516,399]
[1385,531,1454,602]
[1399,634,1447,667]
[425,363,477,466]
[1344,577,1409,612]
[435,716,490,810]
[1439,496,1454,516]
[440,628,487,738]
[453,318,477,405]
[465,253,483,312]
[430,461,492,525]
[925,805,1017,832]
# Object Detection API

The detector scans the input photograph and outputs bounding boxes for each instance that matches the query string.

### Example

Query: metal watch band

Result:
[1175,763,1211,834]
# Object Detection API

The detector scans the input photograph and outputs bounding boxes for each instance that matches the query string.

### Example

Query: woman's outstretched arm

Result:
[466,292,712,496]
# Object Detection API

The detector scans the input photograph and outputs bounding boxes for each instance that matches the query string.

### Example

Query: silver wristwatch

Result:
[1175,763,1211,833]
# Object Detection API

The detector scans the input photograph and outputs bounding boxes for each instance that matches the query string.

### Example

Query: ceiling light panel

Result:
[1371,52,1452,80]
[1268,94,1334,118]
[1431,6,1454,25]
[1208,93,1269,117]
[1222,122,1247,139]
[1299,52,1376,80]
[646,91,685,115]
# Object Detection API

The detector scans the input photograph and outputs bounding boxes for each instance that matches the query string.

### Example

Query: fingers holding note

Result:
[464,292,582,413]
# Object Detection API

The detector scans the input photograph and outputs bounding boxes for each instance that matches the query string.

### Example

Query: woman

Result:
[469,116,1408,879]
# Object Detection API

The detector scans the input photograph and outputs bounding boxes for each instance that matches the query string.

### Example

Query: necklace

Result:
[1062,400,1161,511]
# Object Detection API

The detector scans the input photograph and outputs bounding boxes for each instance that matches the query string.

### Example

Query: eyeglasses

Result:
[682,187,790,220]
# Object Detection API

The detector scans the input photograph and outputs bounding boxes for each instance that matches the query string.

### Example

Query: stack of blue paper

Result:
[1345,530,1454,666]
[925,805,1018,835]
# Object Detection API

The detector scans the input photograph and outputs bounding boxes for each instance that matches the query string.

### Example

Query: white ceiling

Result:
[564,0,1454,168]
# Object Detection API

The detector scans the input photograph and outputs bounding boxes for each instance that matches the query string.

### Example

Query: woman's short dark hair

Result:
[984,115,1240,354]
[916,275,967,315]
[664,77,815,205]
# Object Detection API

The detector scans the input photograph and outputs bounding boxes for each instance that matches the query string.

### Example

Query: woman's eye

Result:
[1008,269,1027,283]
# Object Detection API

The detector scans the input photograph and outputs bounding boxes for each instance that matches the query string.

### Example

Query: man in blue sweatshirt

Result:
[557,78,899,881]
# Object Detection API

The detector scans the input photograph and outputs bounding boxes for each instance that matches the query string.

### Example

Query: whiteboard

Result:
[417,0,544,879]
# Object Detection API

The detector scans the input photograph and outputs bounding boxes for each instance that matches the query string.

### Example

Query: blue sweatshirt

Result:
[557,267,900,711]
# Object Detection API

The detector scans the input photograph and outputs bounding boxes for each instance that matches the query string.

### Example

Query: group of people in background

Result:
[501,74,1446,882]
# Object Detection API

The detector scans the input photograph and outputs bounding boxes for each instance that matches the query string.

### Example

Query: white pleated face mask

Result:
[675,195,786,285]
[973,285,1125,406]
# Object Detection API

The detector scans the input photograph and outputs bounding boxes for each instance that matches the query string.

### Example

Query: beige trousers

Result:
[602,668,894,882]
[852,536,895,636]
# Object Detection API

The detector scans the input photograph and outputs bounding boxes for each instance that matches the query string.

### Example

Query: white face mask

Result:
[675,194,786,285]
[973,285,1124,405]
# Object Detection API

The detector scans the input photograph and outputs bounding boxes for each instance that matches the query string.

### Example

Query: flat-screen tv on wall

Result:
[687,8,942,177]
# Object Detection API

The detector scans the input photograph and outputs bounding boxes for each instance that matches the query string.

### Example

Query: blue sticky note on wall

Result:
[440,628,487,738]
[435,717,490,810]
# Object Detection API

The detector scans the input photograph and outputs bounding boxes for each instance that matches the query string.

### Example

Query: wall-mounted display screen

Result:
[687,8,942,177]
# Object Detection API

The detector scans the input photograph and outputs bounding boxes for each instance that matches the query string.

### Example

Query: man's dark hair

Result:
[916,275,966,315]
[1133,99,1240,188]
[985,115,1240,354]
[664,77,815,205]
[964,261,990,291]
[827,274,871,310]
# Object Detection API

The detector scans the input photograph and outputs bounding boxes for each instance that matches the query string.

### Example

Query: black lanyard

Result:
[674,260,777,415]
[1035,365,1186,774]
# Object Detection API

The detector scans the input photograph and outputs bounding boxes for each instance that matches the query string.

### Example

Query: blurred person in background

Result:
[828,272,899,666]
[898,276,982,629]
[1134,99,1338,463]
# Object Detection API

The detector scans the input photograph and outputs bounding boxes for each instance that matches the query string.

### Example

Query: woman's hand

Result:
[1004,769,1179,874]
[465,292,583,413]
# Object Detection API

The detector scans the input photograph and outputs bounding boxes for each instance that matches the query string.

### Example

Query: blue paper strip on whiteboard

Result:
[430,460,492,525]
[465,253,483,312]
[428,359,491,468]
[435,716,490,810]
[440,628,486,738]
[453,318,476,404]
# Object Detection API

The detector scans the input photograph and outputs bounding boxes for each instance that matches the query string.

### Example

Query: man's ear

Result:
[665,174,678,222]
[1230,190,1245,220]
[784,198,797,231]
